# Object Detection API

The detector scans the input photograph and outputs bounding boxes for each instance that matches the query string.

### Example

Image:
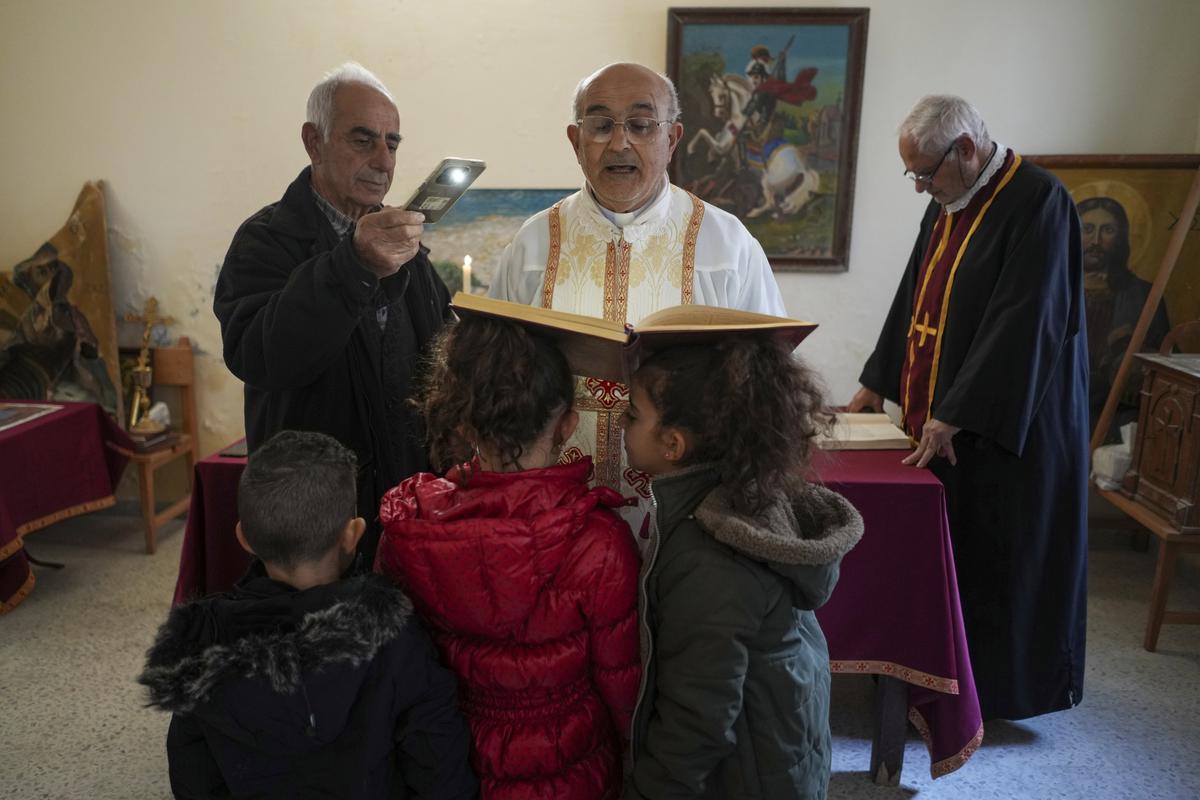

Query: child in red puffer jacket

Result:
[375,314,640,800]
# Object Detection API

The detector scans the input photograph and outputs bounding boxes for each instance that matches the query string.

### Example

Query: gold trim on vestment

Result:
[542,201,565,308]
[681,192,705,304]
[542,188,706,493]
[575,395,631,414]
[592,409,627,490]
[902,216,954,427]
[924,154,1023,426]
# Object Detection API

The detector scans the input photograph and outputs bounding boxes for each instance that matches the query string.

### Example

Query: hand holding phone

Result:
[353,208,425,278]
[403,157,486,223]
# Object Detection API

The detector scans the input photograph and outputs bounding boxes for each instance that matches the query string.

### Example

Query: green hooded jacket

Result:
[628,463,863,800]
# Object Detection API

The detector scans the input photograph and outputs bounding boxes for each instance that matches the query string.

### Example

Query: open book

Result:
[817,412,913,451]
[450,293,817,383]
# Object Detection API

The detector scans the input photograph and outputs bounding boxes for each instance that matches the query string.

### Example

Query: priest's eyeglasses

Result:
[903,141,956,184]
[576,116,671,144]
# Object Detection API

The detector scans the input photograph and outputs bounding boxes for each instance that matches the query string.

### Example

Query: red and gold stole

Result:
[900,151,1021,439]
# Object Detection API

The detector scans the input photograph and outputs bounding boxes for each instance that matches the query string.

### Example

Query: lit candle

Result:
[462,254,473,294]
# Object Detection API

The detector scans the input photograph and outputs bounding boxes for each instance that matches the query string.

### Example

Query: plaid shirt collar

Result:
[310,184,356,239]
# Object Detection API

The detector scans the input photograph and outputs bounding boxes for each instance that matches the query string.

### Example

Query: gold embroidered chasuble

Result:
[540,185,704,503]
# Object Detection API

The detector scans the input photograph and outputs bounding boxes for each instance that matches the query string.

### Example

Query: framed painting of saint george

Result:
[666,7,869,271]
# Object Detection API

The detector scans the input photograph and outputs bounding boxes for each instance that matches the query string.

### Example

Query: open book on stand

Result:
[450,293,817,383]
[817,412,913,450]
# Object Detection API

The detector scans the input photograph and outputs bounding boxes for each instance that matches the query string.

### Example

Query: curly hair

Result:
[635,336,831,513]
[419,315,574,473]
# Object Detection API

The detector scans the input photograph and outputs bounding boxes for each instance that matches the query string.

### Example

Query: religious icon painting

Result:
[420,189,574,294]
[1027,154,1200,442]
[0,182,123,419]
[667,7,869,271]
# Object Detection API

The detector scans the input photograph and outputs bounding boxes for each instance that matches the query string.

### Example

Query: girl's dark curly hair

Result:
[635,336,831,513]
[419,315,574,473]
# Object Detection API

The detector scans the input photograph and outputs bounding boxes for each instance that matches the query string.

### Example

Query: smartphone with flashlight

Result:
[403,157,486,223]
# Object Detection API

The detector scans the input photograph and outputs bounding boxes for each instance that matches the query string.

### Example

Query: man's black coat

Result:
[214,168,451,556]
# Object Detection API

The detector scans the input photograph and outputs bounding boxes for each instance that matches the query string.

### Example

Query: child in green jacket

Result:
[621,336,863,800]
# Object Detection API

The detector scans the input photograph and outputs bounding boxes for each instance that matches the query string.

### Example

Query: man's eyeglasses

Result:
[575,115,672,144]
[903,141,957,184]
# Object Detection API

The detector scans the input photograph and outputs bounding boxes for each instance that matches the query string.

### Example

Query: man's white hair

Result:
[306,62,395,141]
[570,63,681,122]
[898,94,992,156]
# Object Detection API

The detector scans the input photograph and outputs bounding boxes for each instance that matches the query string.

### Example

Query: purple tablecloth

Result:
[813,449,982,777]
[173,444,982,777]
[173,445,248,605]
[1,402,131,613]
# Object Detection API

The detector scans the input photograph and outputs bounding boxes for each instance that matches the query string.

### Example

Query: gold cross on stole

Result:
[913,312,938,347]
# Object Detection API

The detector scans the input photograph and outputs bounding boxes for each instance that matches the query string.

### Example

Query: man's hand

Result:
[353,207,424,278]
[902,417,961,468]
[847,386,884,413]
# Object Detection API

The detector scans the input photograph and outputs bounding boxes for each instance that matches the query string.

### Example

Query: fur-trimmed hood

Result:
[694,473,863,610]
[139,571,414,749]
[696,480,863,567]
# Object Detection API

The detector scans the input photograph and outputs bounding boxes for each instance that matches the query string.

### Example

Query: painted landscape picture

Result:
[421,189,573,293]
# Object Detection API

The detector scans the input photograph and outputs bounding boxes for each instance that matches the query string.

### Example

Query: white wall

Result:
[2,0,1199,454]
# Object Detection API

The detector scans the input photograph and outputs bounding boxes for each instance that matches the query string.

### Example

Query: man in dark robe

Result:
[849,95,1089,721]
[214,63,450,561]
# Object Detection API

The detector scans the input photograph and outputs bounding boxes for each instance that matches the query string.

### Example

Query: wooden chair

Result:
[107,336,199,554]
[1097,319,1200,650]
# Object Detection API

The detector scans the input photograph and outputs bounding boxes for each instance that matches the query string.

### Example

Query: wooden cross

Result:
[913,312,939,347]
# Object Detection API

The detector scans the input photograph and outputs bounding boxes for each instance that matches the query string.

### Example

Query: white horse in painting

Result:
[686,73,820,218]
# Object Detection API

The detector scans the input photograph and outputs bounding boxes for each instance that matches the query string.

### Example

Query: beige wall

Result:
[2,0,1199,456]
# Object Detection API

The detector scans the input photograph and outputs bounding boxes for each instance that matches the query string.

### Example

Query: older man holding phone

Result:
[214,62,451,560]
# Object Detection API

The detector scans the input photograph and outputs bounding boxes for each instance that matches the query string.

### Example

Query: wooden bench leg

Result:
[870,676,907,785]
[1144,540,1178,652]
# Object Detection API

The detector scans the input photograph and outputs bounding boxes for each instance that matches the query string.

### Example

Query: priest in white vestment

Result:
[489,62,785,546]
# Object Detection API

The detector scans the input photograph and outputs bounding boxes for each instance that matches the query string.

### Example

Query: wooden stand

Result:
[107,337,199,554]
[1097,487,1200,650]
[1111,351,1200,650]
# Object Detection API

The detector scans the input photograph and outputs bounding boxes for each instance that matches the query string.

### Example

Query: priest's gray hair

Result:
[307,62,395,141]
[898,95,992,156]
[571,63,681,122]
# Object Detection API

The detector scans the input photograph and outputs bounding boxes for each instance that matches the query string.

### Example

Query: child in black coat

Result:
[139,430,477,799]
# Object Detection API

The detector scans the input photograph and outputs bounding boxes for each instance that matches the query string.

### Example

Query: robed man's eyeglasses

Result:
[903,141,957,184]
[575,116,672,144]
